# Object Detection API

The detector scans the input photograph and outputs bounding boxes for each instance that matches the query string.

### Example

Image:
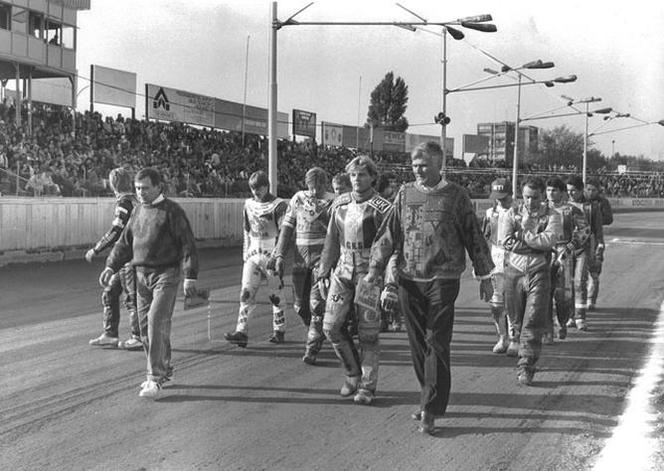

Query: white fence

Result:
[0,196,660,258]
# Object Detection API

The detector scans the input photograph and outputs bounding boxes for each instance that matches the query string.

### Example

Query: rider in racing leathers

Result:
[224,171,288,348]
[86,167,141,350]
[317,156,392,406]
[269,167,335,365]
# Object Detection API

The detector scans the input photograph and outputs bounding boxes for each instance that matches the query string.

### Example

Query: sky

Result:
[75,0,664,160]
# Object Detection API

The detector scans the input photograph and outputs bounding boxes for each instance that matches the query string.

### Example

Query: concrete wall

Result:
[0,196,659,265]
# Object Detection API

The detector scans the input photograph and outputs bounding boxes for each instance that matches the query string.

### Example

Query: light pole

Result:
[270,2,496,194]
[521,97,613,184]
[448,61,577,197]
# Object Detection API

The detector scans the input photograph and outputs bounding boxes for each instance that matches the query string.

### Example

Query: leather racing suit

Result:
[317,189,391,394]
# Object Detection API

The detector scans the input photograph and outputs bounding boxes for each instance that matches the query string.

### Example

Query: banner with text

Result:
[146,83,288,138]
[292,109,316,138]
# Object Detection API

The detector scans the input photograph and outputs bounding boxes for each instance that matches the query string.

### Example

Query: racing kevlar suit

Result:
[89,193,139,339]
[318,189,392,394]
[272,190,335,358]
[548,200,590,336]
[481,204,512,352]
[368,180,494,417]
[502,202,562,374]
[235,195,288,335]
[568,197,604,322]
[587,195,612,307]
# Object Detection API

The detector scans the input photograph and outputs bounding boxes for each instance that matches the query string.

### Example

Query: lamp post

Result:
[448,62,577,197]
[270,2,496,194]
[521,96,613,184]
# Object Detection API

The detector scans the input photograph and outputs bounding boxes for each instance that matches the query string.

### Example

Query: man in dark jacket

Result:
[100,167,198,400]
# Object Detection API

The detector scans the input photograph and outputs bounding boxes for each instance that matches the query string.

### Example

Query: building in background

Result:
[477,122,539,166]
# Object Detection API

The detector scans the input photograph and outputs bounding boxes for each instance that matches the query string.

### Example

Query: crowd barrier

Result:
[0,196,662,265]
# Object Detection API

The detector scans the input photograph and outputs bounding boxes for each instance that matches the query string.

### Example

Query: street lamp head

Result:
[658,120,664,127]
[459,14,493,23]
[445,26,465,40]
[553,75,577,83]
[594,107,613,114]
[460,21,497,32]
[522,59,555,69]
[501,65,512,73]
[544,81,555,88]
[483,67,500,75]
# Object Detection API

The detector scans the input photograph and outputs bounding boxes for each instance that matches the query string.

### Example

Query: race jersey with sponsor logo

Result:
[274,190,335,268]
[243,196,288,259]
[318,190,392,279]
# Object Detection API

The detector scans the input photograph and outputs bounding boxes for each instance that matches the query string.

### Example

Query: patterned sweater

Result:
[369,180,494,285]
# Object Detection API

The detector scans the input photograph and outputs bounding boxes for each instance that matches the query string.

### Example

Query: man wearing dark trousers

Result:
[366,142,494,434]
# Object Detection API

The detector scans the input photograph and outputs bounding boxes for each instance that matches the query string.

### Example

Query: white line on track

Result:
[609,238,664,247]
[592,299,664,471]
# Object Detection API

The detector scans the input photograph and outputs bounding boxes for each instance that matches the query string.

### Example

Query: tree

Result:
[366,71,409,132]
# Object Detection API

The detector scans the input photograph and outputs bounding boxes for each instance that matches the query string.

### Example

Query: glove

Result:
[317,277,330,301]
[266,256,277,271]
[380,285,399,312]
[98,267,115,287]
[84,248,96,263]
[479,278,493,303]
[183,279,197,297]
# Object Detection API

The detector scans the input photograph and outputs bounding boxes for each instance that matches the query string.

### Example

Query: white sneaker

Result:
[353,388,375,405]
[138,380,161,399]
[118,336,143,350]
[340,376,360,397]
[492,337,508,354]
[506,340,519,357]
[575,318,588,331]
[89,333,119,347]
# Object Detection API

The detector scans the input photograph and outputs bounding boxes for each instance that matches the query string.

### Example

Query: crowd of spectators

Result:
[1,101,663,199]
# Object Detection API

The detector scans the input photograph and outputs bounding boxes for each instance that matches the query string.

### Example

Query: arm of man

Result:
[521,210,563,251]
[86,197,134,262]
[172,204,199,295]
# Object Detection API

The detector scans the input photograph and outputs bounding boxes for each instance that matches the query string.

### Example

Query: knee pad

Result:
[269,294,281,306]
[240,288,252,303]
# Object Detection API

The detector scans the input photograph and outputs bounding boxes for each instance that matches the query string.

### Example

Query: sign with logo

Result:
[146,83,214,127]
[293,109,317,138]
[322,122,343,147]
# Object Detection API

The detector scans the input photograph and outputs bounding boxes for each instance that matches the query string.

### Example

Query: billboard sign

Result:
[292,109,316,138]
[322,122,343,147]
[91,65,137,109]
[146,83,214,127]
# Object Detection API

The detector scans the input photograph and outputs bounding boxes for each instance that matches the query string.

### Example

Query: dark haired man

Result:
[100,167,199,399]
[545,177,590,342]
[565,176,604,330]
[501,177,562,386]
[585,179,612,310]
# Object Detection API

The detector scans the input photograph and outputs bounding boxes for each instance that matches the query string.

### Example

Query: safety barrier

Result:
[0,196,662,264]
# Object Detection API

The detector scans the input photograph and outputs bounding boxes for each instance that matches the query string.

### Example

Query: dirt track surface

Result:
[2,213,664,470]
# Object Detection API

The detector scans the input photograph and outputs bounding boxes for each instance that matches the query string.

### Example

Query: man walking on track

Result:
[100,167,199,400]
[366,141,494,434]
[86,167,142,350]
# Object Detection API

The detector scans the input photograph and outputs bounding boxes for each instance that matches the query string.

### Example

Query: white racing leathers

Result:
[236,196,288,335]
[481,205,512,351]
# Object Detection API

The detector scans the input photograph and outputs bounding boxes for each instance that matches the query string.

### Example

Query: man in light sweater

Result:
[366,142,494,434]
[100,167,199,400]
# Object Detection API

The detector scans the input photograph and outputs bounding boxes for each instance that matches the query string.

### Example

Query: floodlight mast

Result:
[268,2,496,193]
